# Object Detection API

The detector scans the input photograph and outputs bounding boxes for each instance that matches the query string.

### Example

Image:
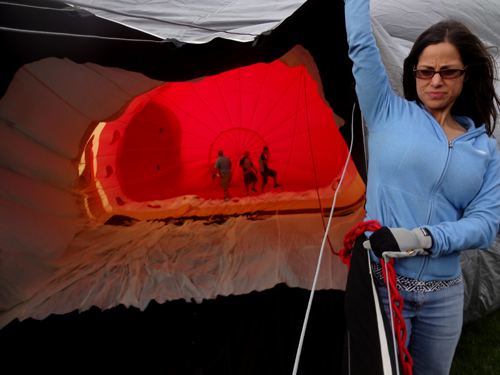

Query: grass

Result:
[450,308,500,375]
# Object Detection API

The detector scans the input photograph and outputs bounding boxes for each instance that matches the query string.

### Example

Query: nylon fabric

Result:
[0,209,365,329]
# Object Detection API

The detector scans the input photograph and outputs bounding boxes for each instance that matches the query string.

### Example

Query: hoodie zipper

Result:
[417,132,469,278]
[417,139,454,279]
[424,121,481,224]
[417,121,485,278]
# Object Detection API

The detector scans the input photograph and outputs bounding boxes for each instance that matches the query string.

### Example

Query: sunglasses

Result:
[413,66,467,79]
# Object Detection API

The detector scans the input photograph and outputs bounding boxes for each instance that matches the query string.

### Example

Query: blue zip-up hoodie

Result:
[345,0,500,281]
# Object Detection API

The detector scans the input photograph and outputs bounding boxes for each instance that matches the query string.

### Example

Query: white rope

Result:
[291,103,357,374]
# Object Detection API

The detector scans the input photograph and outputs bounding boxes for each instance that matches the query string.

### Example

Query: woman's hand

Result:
[363,227,433,258]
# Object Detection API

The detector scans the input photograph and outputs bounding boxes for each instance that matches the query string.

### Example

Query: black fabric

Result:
[342,235,399,375]
[0,283,346,374]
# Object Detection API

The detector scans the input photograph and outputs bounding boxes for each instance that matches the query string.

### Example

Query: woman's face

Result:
[415,42,466,116]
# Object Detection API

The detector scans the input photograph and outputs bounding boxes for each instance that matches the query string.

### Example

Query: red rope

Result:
[380,257,413,375]
[340,221,413,375]
[339,220,381,266]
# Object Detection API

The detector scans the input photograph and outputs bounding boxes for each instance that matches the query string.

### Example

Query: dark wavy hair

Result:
[402,20,500,136]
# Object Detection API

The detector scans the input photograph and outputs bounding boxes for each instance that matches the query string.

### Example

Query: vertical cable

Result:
[291,103,357,375]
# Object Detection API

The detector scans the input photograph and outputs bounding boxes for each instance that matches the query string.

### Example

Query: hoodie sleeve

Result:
[344,0,403,132]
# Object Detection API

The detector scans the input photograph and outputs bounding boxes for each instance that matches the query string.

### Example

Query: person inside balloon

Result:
[239,151,259,195]
[213,150,232,202]
[259,146,282,193]
[343,0,500,374]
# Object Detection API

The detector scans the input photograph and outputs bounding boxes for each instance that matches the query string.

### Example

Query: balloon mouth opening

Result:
[80,59,365,223]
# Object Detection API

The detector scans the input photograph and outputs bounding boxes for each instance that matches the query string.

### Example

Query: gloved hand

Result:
[363,227,433,258]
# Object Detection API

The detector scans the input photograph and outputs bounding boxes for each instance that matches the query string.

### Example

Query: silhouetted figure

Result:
[259,146,281,193]
[213,150,232,202]
[239,151,259,195]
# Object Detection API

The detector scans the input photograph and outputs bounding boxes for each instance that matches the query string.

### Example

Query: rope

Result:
[291,102,356,375]
[40,0,258,38]
[339,220,381,266]
[301,68,338,255]
[381,258,413,375]
[340,220,413,375]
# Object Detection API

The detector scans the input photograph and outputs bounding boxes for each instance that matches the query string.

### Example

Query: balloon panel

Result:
[96,60,352,203]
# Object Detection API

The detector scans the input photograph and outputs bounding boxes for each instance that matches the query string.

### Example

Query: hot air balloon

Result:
[1,0,500,373]
[86,58,365,223]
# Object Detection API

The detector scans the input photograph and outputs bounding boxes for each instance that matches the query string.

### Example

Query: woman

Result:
[343,0,500,374]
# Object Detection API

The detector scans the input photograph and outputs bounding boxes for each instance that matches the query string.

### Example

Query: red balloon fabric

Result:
[96,60,351,203]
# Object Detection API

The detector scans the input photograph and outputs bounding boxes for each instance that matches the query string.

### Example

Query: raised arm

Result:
[344,0,400,130]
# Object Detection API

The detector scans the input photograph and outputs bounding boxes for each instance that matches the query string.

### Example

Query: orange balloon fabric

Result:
[96,60,352,204]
